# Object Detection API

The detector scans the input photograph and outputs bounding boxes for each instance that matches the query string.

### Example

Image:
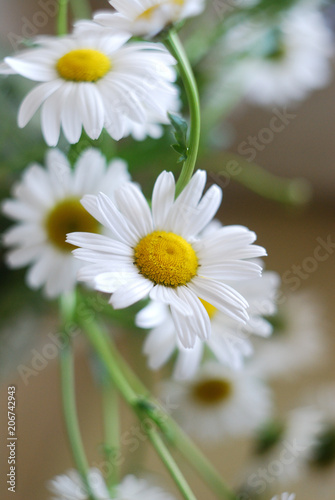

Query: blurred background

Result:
[0,1,335,499]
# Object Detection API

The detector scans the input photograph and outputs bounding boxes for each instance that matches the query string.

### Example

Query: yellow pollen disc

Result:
[199,298,217,319]
[56,49,111,82]
[192,378,232,405]
[45,198,99,252]
[134,231,198,287]
[137,0,184,20]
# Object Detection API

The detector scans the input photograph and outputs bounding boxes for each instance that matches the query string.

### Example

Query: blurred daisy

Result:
[67,170,266,347]
[250,407,323,484]
[137,269,280,378]
[48,469,176,500]
[271,495,295,500]
[161,362,272,442]
[88,0,206,38]
[2,148,130,298]
[250,292,326,379]
[0,33,177,145]
[221,5,333,106]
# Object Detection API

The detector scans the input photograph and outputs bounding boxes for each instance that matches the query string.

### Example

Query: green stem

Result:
[59,293,96,500]
[80,318,198,500]
[107,341,238,500]
[59,341,96,500]
[102,377,120,496]
[165,30,201,198]
[57,0,69,36]
[69,0,91,20]
[79,316,237,500]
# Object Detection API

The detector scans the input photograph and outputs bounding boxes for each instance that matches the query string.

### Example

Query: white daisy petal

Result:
[18,80,63,128]
[149,285,192,316]
[109,276,154,309]
[151,171,175,229]
[115,183,153,238]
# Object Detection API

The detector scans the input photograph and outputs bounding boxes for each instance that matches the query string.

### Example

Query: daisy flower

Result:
[137,268,280,378]
[250,292,326,380]
[48,469,177,500]
[0,32,178,146]
[67,170,267,347]
[217,4,333,106]
[86,0,206,38]
[161,361,272,442]
[2,148,130,298]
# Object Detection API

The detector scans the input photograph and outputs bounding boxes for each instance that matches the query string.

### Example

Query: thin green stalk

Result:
[102,378,120,496]
[79,315,237,500]
[57,0,69,36]
[79,318,198,500]
[164,30,201,197]
[69,0,91,20]
[59,337,96,500]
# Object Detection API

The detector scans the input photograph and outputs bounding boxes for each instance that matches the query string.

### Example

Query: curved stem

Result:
[80,317,198,500]
[164,30,201,198]
[57,0,69,36]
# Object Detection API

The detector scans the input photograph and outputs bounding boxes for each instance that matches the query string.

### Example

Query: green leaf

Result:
[168,112,189,163]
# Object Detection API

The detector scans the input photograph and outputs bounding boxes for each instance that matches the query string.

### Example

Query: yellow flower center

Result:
[134,230,198,287]
[192,378,232,406]
[137,0,184,20]
[199,298,217,319]
[56,49,111,82]
[45,198,100,252]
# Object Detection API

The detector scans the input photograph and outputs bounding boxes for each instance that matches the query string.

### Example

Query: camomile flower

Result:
[2,148,130,298]
[218,4,333,106]
[137,269,280,378]
[161,361,272,442]
[67,170,266,347]
[48,469,177,500]
[86,0,206,38]
[0,32,177,146]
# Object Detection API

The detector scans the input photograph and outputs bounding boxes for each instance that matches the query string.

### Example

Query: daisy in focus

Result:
[88,0,206,38]
[0,32,178,146]
[48,469,177,500]
[137,268,280,378]
[216,4,333,106]
[161,361,272,442]
[67,170,267,347]
[2,148,130,298]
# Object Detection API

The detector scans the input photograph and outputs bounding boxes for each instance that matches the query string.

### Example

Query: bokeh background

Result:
[0,1,335,500]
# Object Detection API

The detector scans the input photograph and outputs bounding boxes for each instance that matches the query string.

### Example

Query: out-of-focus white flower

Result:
[249,407,323,485]
[82,0,206,38]
[270,494,296,500]
[2,149,130,298]
[216,5,333,106]
[161,361,272,442]
[136,268,280,378]
[0,32,178,145]
[67,170,267,348]
[48,469,177,500]
[250,292,326,379]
